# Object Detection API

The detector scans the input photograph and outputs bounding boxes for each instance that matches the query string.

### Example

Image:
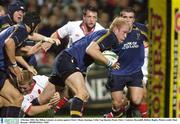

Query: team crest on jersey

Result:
[136,32,140,40]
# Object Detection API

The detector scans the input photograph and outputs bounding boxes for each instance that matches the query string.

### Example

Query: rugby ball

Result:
[94,50,118,66]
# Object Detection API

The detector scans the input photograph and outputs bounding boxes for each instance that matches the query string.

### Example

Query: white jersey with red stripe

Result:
[56,20,104,47]
[142,47,148,84]
[21,75,49,113]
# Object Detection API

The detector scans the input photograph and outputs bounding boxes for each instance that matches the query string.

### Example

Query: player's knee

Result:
[112,99,124,108]
[131,97,142,106]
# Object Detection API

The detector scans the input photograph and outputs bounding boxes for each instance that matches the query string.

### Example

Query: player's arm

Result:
[5,38,16,66]
[23,41,43,56]
[5,38,23,81]
[15,56,37,75]
[25,92,60,116]
[25,103,52,116]
[40,32,59,52]
[86,41,110,66]
[86,32,120,68]
[28,33,61,45]
[86,42,119,68]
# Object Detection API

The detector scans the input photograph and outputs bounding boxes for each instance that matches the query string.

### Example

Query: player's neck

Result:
[81,22,94,35]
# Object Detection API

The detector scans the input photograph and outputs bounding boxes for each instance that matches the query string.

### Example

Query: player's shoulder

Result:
[33,75,48,81]
[67,20,82,26]
[95,22,105,29]
[133,22,147,32]
[0,15,9,24]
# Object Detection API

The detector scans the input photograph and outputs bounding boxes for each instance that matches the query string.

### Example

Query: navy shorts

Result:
[0,70,9,91]
[107,70,143,92]
[49,51,80,87]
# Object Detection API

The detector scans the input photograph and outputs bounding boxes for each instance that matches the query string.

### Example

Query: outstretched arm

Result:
[15,56,37,75]
[28,33,61,46]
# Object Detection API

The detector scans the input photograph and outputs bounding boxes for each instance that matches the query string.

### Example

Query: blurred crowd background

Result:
[0,0,148,74]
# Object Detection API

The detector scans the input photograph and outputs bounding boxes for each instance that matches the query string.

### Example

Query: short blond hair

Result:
[109,17,130,32]
[19,70,33,85]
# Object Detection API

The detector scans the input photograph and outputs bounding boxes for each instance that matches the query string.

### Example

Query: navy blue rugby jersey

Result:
[0,24,28,69]
[65,29,118,72]
[0,15,15,31]
[111,22,148,75]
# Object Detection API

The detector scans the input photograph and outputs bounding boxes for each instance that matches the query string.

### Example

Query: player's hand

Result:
[27,66,37,75]
[41,42,52,52]
[49,92,61,107]
[11,66,24,82]
[44,37,61,46]
[111,62,120,70]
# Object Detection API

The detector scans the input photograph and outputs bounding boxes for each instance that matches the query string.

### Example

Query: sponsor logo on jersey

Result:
[122,42,139,49]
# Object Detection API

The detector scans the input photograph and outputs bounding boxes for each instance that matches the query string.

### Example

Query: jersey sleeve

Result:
[140,25,148,41]
[57,21,72,39]
[11,25,28,47]
[21,96,33,113]
[94,22,105,31]
[33,75,49,89]
[134,23,148,41]
[94,32,118,51]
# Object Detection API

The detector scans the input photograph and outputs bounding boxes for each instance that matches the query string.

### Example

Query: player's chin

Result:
[16,18,22,23]
[119,40,124,44]
[88,24,95,28]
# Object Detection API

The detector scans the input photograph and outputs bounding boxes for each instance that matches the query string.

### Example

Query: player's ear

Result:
[113,27,119,36]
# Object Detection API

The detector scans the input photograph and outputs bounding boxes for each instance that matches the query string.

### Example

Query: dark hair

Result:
[120,7,136,16]
[82,5,98,16]
[23,12,41,34]
[8,1,25,17]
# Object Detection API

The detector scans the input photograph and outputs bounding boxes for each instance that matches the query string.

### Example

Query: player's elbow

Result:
[86,47,93,56]
[86,42,99,56]
[26,108,42,116]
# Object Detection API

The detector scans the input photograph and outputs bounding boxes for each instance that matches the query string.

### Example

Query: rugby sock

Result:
[0,106,21,117]
[127,103,142,117]
[111,106,125,117]
[70,97,84,117]
[31,97,40,105]
[54,97,69,113]
[138,102,148,118]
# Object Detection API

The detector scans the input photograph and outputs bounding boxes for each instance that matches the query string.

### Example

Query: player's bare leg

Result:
[127,86,143,117]
[137,81,148,117]
[104,91,126,118]
[65,72,89,117]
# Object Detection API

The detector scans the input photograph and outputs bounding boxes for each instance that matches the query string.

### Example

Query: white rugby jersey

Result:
[56,20,104,47]
[142,47,148,84]
[21,75,49,113]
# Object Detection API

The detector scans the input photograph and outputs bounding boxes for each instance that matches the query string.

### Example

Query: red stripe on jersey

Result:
[25,104,32,114]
